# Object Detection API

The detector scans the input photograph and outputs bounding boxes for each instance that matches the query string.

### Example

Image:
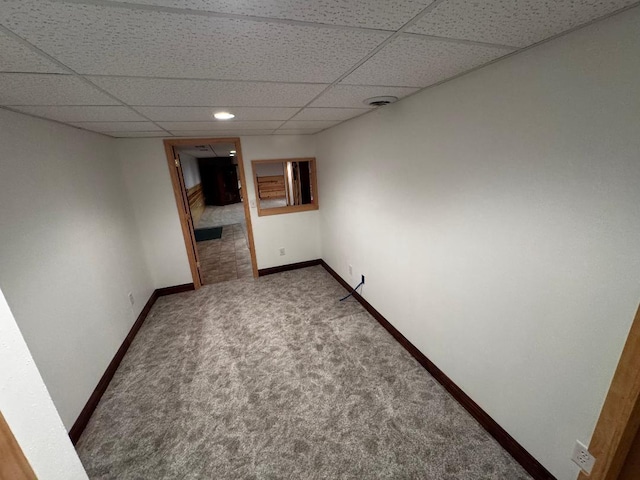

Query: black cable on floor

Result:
[339,279,364,302]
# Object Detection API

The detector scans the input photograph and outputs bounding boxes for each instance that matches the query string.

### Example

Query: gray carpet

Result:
[76,266,531,479]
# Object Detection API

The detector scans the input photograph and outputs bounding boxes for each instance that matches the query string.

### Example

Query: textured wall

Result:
[178,152,201,189]
[115,135,320,279]
[316,9,640,480]
[0,109,154,429]
[0,288,88,479]
[240,135,321,269]
[115,138,193,288]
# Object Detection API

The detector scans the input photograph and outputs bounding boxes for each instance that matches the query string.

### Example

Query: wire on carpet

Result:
[340,278,364,302]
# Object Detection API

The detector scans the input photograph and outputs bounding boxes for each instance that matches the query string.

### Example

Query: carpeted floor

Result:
[76,267,531,480]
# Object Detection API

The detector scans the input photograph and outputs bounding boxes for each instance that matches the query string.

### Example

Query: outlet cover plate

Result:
[571,440,595,474]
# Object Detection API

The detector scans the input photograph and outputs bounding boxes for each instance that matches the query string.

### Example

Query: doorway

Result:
[163,138,258,288]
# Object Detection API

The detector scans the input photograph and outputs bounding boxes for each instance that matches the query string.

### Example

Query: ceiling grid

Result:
[0,0,637,137]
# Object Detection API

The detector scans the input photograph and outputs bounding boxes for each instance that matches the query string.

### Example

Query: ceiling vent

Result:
[364,96,398,107]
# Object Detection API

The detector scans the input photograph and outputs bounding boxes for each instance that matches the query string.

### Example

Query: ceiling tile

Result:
[114,0,435,30]
[158,121,283,131]
[0,74,119,106]
[290,107,369,121]
[279,120,340,130]
[406,0,638,47]
[90,77,328,107]
[105,131,169,138]
[342,35,514,87]
[1,1,391,82]
[309,85,419,108]
[71,122,163,133]
[0,29,66,73]
[274,129,323,135]
[169,130,275,136]
[136,106,299,121]
[10,106,146,122]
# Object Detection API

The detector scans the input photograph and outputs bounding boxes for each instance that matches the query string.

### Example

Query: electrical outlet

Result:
[128,292,135,306]
[571,440,595,474]
[249,199,256,208]
[279,247,285,256]
[348,264,353,276]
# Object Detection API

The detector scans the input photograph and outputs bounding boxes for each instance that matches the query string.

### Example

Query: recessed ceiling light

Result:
[213,111,235,120]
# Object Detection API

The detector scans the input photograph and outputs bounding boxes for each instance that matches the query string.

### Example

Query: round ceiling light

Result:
[213,111,235,120]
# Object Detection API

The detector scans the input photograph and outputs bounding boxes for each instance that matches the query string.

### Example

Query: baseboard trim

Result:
[69,283,193,445]
[156,283,195,296]
[258,259,321,277]
[319,260,556,480]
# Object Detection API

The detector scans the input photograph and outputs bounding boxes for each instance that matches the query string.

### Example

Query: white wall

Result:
[178,152,201,189]
[254,161,285,177]
[116,135,320,279]
[316,8,640,480]
[0,109,154,429]
[116,139,193,288]
[240,135,321,269]
[0,287,88,479]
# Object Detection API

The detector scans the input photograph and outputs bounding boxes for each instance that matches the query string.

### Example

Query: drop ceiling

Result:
[0,0,637,138]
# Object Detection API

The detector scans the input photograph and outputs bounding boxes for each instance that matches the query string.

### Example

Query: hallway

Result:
[196,203,246,230]
[197,223,252,284]
[193,203,250,285]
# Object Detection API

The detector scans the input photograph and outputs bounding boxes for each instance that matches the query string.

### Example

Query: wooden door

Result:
[222,165,240,204]
[173,151,203,285]
[214,169,227,205]
[0,411,36,480]
[619,426,640,479]
[199,159,237,206]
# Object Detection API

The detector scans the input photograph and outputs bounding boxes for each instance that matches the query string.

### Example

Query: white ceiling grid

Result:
[88,77,330,107]
[158,120,284,131]
[406,0,640,46]
[0,73,119,105]
[0,0,637,138]
[69,121,163,132]
[342,35,515,87]
[0,29,67,73]
[13,105,146,122]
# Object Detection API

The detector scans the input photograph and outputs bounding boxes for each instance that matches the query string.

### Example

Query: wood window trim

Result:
[252,157,319,217]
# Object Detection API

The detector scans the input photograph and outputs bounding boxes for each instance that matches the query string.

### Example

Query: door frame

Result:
[0,411,36,480]
[163,137,259,288]
[578,303,640,480]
